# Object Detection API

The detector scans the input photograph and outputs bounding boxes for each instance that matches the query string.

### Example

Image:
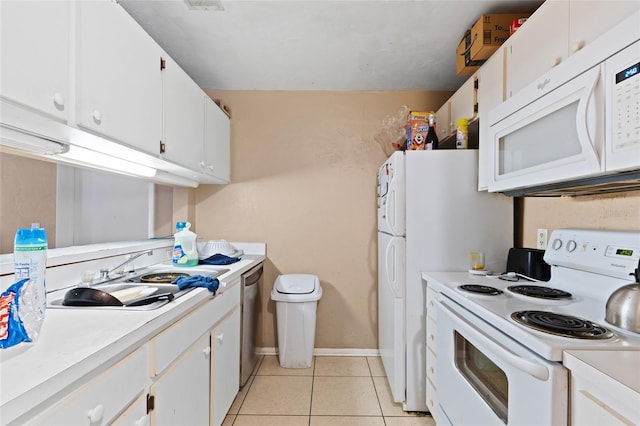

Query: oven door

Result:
[436,296,567,425]
[487,65,604,193]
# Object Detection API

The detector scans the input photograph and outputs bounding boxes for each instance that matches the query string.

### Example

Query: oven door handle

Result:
[439,300,550,381]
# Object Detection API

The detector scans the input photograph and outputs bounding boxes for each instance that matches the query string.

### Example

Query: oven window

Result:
[455,332,509,423]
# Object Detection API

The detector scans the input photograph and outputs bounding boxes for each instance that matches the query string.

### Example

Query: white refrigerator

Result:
[377,150,513,412]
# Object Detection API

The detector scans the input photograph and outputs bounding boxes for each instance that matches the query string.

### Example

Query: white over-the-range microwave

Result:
[487,12,640,196]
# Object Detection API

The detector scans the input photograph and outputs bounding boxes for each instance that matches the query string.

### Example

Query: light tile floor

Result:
[224,355,436,426]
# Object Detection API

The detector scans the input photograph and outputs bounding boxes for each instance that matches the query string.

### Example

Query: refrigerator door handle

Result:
[386,238,404,298]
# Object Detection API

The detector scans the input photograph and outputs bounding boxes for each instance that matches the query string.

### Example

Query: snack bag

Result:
[0,279,44,349]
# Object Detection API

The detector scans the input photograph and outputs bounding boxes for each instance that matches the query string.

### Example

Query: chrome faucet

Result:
[99,249,154,281]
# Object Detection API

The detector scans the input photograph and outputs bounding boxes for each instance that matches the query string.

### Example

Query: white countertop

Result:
[0,243,265,424]
[564,350,640,393]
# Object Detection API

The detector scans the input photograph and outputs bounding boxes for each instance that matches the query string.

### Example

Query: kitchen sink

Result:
[47,267,230,311]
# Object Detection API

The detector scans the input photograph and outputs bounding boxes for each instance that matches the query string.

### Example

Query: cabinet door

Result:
[476,50,505,190]
[32,347,148,425]
[113,393,148,426]
[162,56,205,171]
[211,307,241,426]
[506,0,569,98]
[0,1,70,121]
[569,1,640,55]
[449,76,476,135]
[203,96,231,183]
[76,0,162,155]
[435,101,450,141]
[152,333,211,426]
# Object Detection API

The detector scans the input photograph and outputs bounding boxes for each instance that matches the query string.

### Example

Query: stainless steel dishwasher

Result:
[240,262,263,386]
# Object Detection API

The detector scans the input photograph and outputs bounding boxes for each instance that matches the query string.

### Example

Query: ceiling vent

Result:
[184,0,224,11]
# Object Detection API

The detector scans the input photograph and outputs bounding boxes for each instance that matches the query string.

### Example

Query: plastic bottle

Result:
[173,221,198,267]
[14,223,48,341]
[456,118,469,149]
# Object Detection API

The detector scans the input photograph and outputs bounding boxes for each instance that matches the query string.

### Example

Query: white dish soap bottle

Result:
[172,221,199,267]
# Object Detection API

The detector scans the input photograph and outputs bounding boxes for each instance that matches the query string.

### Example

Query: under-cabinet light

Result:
[58,145,157,178]
[154,170,199,188]
[0,124,69,155]
[184,0,224,10]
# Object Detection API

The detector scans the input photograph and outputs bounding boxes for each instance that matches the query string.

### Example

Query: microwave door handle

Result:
[575,68,602,169]
[439,300,550,381]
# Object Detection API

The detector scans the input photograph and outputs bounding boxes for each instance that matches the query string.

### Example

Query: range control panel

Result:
[545,229,640,279]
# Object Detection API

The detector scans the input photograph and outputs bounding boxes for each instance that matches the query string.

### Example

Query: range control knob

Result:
[552,238,563,250]
[566,240,577,252]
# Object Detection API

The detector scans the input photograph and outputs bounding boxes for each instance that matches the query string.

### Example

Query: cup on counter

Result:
[470,252,486,273]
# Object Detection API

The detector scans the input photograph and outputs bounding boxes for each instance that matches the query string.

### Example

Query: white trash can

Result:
[271,274,322,368]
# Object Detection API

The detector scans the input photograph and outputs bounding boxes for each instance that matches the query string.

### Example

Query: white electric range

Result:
[424,228,640,426]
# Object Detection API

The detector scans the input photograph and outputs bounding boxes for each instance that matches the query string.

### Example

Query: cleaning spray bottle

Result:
[173,221,198,267]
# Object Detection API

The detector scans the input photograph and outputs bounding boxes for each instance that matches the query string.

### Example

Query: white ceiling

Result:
[118,0,542,92]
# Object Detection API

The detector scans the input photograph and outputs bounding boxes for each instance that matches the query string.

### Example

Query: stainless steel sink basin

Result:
[47,267,230,311]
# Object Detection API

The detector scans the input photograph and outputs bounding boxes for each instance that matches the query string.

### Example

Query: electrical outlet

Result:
[537,228,548,250]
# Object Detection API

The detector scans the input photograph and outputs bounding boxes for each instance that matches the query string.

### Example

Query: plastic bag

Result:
[0,279,45,349]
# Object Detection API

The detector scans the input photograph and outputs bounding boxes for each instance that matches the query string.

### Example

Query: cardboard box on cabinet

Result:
[468,13,531,60]
[456,30,485,76]
[456,13,531,76]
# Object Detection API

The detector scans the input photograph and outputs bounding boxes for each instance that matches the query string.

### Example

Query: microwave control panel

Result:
[612,56,640,151]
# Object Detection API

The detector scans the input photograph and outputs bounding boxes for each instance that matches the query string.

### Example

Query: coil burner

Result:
[458,284,503,296]
[511,310,613,339]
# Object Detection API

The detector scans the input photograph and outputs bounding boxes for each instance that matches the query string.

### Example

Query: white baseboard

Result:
[257,347,380,357]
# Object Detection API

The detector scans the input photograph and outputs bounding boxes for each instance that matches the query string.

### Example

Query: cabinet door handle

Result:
[134,415,149,426]
[87,404,105,423]
[92,110,102,124]
[216,333,224,343]
[571,40,585,53]
[52,92,65,108]
[550,56,562,67]
[203,346,212,357]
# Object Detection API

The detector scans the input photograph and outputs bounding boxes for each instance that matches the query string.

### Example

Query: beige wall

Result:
[520,192,640,247]
[198,90,451,349]
[0,152,57,253]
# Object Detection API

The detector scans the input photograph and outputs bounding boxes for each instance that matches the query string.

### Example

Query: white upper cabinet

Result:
[204,96,231,183]
[506,0,640,99]
[0,1,70,121]
[435,102,450,142]
[435,75,476,143]
[505,0,569,98]
[76,0,162,156]
[449,76,476,135]
[476,49,505,191]
[162,55,205,171]
[568,1,640,56]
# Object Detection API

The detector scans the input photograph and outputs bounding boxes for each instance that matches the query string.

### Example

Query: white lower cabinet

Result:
[566,351,640,426]
[424,284,440,421]
[147,280,242,425]
[211,306,241,426]
[32,345,148,425]
[151,333,211,425]
[26,281,242,426]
